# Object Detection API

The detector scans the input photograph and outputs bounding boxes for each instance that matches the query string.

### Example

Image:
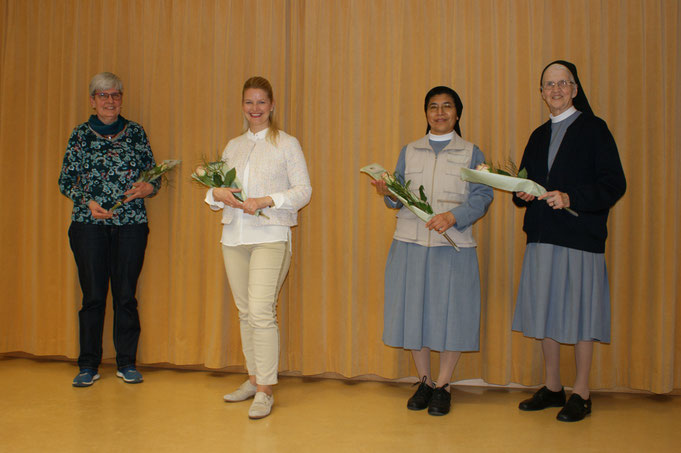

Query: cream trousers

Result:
[222,242,291,385]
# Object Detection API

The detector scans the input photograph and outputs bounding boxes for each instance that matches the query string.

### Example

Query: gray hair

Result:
[88,72,123,96]
[541,63,576,86]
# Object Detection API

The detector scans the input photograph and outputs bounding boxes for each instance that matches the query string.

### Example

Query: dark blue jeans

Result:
[68,222,149,371]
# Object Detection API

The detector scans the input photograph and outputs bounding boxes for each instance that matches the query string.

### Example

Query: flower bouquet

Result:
[361,163,459,251]
[111,159,181,211]
[192,160,269,219]
[460,161,578,216]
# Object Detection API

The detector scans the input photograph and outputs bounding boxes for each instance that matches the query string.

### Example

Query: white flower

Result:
[195,167,206,177]
[475,163,491,172]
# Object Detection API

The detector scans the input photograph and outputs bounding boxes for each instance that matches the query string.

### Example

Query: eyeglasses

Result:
[94,91,122,101]
[542,80,574,91]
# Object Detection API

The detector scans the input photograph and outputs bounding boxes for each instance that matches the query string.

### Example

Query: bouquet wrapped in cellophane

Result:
[192,159,268,219]
[111,159,181,211]
[460,161,578,217]
[361,163,459,251]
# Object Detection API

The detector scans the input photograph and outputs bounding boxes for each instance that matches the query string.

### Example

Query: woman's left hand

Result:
[538,190,570,210]
[123,181,154,203]
[242,196,273,215]
[425,212,456,234]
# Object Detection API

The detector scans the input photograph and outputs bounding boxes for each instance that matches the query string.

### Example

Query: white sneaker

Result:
[223,380,257,402]
[248,392,274,419]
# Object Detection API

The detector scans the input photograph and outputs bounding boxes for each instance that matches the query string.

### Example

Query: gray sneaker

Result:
[248,392,274,419]
[223,380,258,402]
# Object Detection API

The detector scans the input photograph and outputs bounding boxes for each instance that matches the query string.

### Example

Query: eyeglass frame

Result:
[542,80,575,91]
[92,91,123,101]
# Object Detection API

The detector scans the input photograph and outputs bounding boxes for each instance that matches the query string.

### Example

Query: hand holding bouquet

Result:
[361,163,459,250]
[461,159,578,216]
[192,160,269,219]
[111,159,181,211]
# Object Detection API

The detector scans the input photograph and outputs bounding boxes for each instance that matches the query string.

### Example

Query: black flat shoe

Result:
[407,376,434,411]
[427,384,451,416]
[557,393,591,422]
[518,386,566,411]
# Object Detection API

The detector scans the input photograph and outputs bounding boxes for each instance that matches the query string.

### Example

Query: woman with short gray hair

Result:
[59,72,160,387]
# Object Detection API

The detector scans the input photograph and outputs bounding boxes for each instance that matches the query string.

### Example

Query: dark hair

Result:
[424,86,463,136]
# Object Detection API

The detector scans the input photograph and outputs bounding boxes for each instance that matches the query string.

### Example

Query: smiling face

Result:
[426,94,458,135]
[541,64,578,116]
[89,89,123,124]
[242,88,274,133]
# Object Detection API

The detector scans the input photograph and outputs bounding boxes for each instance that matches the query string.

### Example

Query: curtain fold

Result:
[0,0,679,393]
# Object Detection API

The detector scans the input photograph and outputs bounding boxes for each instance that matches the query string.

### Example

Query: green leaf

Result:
[224,167,236,187]
[415,201,433,214]
[517,167,528,179]
[212,173,223,187]
[419,185,427,202]
[496,169,511,176]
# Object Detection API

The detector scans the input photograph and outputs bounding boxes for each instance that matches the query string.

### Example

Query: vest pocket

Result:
[436,198,464,207]
[404,152,425,187]
[442,155,468,197]
[395,209,419,240]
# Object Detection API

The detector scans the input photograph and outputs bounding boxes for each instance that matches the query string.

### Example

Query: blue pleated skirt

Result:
[512,243,611,344]
[383,240,481,352]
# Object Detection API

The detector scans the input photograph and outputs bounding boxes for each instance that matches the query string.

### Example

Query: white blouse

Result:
[205,128,295,247]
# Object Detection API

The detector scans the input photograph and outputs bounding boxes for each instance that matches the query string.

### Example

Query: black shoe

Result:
[427,384,451,416]
[518,386,566,411]
[557,393,591,422]
[407,376,434,411]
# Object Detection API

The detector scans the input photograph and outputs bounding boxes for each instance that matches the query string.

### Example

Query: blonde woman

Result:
[205,77,311,419]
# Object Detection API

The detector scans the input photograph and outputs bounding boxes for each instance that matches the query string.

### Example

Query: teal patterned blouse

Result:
[58,120,160,225]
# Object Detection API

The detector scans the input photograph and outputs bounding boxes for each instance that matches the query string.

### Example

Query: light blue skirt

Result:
[512,243,611,344]
[383,240,481,352]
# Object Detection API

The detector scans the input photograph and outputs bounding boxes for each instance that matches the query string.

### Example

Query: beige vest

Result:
[393,134,477,248]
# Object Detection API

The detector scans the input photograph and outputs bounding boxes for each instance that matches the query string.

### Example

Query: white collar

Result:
[428,130,455,142]
[247,128,268,140]
[550,106,578,123]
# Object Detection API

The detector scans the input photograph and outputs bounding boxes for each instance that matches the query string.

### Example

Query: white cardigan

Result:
[207,129,312,228]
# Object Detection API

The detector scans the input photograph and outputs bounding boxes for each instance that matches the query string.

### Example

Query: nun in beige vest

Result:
[205,77,311,420]
[372,86,493,416]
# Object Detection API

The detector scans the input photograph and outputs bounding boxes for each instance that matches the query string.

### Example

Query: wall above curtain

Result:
[1,0,679,393]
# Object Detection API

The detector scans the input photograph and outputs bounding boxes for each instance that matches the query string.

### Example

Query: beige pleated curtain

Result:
[0,0,679,393]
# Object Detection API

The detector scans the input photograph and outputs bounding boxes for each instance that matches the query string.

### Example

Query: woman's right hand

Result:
[88,200,113,219]
[371,175,397,201]
[515,191,535,202]
[213,187,244,209]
